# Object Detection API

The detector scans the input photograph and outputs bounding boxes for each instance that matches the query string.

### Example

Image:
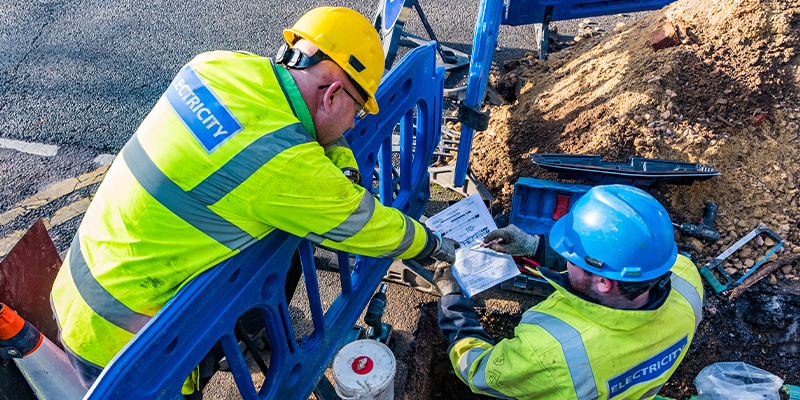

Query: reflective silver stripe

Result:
[303,191,376,244]
[186,123,314,204]
[457,347,486,382]
[378,215,416,258]
[625,383,664,400]
[123,134,256,251]
[469,348,517,399]
[322,190,376,242]
[68,233,152,334]
[671,275,703,329]
[520,311,599,400]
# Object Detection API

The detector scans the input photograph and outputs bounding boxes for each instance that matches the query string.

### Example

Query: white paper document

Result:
[425,193,519,297]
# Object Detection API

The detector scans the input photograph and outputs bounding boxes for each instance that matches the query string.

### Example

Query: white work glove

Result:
[432,261,462,296]
[483,224,541,256]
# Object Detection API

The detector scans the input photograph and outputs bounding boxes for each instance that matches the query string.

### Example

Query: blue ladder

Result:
[85,42,445,400]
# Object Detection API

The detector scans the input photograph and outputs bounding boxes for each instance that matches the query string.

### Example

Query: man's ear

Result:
[319,81,344,116]
[594,275,615,294]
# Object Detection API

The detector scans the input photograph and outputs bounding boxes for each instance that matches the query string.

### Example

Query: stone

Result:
[650,22,680,51]
[686,237,704,252]
[754,235,765,247]
[724,267,738,276]
[744,259,755,268]
[782,265,793,274]
[769,274,777,285]
[768,253,778,262]
[792,246,800,253]
[764,237,775,247]
[660,110,671,120]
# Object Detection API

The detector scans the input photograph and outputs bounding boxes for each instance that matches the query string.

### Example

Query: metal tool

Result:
[673,202,720,242]
[364,284,393,347]
[698,223,785,294]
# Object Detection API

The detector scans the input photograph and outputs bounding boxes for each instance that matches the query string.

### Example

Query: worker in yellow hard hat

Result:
[50,7,458,399]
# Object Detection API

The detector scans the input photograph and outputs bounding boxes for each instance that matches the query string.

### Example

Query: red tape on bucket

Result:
[352,356,374,375]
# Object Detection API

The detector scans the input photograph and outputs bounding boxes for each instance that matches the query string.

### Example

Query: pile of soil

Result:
[442,0,800,397]
[472,0,800,284]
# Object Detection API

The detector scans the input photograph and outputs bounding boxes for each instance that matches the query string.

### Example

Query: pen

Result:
[471,238,501,250]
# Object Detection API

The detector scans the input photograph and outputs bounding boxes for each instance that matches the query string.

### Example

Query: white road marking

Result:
[0,138,59,157]
[93,154,116,166]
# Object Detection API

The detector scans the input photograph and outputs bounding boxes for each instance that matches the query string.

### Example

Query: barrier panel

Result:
[85,42,444,400]
[502,0,677,26]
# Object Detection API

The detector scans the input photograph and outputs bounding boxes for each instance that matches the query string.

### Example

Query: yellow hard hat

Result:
[284,7,384,115]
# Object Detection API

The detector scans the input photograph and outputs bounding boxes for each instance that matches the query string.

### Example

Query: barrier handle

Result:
[333,382,360,400]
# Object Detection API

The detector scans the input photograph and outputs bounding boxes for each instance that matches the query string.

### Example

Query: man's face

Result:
[315,76,364,147]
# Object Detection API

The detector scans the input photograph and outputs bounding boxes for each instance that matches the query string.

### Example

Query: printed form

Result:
[425,193,519,297]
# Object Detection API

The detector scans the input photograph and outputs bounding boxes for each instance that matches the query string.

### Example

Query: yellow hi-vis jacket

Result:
[51,51,433,385]
[448,255,704,400]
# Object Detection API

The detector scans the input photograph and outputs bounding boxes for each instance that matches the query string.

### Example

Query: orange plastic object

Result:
[0,303,26,340]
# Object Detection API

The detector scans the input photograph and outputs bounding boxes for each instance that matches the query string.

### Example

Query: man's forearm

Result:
[437,293,494,346]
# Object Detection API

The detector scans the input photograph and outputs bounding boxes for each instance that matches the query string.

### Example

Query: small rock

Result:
[780,224,791,233]
[791,246,800,253]
[634,138,646,146]
[686,237,704,252]
[734,260,744,270]
[768,253,778,262]
[724,267,738,276]
[764,237,775,247]
[769,274,777,285]
[614,22,626,32]
[717,98,728,105]
[649,22,680,51]
[744,259,755,268]
[782,265,793,274]
[752,113,767,127]
[661,110,671,120]
[707,306,717,316]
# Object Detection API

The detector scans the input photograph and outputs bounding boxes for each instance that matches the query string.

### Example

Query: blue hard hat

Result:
[548,185,677,282]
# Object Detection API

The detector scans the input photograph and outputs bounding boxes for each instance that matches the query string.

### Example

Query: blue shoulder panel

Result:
[165,65,244,154]
[606,335,688,397]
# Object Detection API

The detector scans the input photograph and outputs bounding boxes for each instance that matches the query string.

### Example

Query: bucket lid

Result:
[332,339,396,392]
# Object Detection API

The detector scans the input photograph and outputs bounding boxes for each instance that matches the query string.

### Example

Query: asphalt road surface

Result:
[0,0,650,398]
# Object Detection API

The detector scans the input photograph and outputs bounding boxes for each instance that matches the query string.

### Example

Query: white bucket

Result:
[332,339,396,400]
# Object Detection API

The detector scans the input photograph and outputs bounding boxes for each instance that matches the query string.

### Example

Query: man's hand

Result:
[433,261,462,296]
[484,224,541,256]
[431,234,460,264]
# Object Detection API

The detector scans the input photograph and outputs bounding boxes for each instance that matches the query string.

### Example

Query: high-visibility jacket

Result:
[50,51,433,387]
[445,255,704,400]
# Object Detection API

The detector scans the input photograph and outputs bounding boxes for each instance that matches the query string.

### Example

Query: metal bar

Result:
[454,0,503,186]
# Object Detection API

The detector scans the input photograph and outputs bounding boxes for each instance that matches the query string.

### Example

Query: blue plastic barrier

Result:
[85,42,444,400]
[502,0,676,26]
[452,0,675,187]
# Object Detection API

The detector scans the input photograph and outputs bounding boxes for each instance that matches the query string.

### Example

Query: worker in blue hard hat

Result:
[432,184,704,400]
